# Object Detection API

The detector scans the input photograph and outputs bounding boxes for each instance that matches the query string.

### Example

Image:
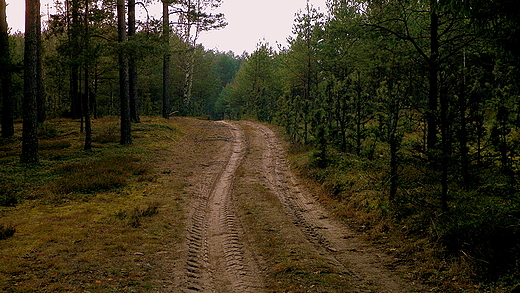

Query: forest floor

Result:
[0,117,428,292]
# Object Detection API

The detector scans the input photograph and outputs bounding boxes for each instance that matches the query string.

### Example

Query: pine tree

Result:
[0,0,14,137]
[117,0,131,145]
[21,0,41,164]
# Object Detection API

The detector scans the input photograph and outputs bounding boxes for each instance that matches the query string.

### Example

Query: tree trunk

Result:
[0,0,14,137]
[182,48,195,112]
[458,76,470,188]
[427,0,439,153]
[387,76,401,202]
[162,0,170,118]
[389,134,399,201]
[21,0,40,164]
[355,77,363,156]
[70,0,82,119]
[118,0,131,145]
[128,0,140,123]
[83,0,91,150]
[36,6,45,124]
[440,89,449,211]
[70,66,80,118]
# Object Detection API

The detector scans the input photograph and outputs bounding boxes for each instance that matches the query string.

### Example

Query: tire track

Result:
[183,121,264,293]
[241,121,423,293]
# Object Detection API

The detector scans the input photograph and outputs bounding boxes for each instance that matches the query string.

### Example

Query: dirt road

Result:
[174,119,423,292]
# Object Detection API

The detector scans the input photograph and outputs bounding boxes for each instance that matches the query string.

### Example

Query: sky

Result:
[5,0,328,54]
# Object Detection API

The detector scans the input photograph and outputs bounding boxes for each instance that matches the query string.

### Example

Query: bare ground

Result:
[157,118,426,292]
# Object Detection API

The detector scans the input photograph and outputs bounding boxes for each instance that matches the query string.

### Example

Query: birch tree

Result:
[174,0,226,112]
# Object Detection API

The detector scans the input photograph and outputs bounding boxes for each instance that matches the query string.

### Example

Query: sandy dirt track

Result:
[173,119,423,293]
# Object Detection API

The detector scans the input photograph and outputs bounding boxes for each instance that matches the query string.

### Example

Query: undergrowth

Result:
[289,144,520,292]
[0,184,18,207]
[115,202,161,228]
[50,155,148,195]
[0,224,15,240]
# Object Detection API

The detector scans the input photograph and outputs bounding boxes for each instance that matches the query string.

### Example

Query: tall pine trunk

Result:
[128,0,140,123]
[427,0,439,153]
[69,0,82,119]
[118,0,131,145]
[36,7,45,124]
[0,0,14,137]
[83,0,91,150]
[162,0,170,118]
[21,0,40,164]
[458,77,470,188]
[440,88,450,211]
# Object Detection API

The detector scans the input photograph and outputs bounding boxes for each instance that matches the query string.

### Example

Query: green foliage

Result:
[253,1,520,288]
[221,42,281,121]
[436,194,520,281]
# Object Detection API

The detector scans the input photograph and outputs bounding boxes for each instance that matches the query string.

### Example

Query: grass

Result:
[235,179,350,292]
[49,155,147,196]
[115,202,161,228]
[0,116,186,292]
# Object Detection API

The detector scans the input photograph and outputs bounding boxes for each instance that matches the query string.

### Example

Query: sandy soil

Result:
[161,118,424,292]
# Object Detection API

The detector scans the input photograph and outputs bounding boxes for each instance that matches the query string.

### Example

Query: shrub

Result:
[93,126,119,143]
[38,123,59,139]
[51,155,148,195]
[115,203,160,228]
[0,224,15,240]
[0,184,18,207]
[39,140,72,150]
[129,204,160,228]
[436,195,520,281]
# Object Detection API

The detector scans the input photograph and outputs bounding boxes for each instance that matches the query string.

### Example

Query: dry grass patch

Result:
[50,155,148,195]
[0,117,187,292]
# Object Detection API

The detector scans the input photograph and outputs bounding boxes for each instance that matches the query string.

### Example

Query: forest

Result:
[1,0,520,291]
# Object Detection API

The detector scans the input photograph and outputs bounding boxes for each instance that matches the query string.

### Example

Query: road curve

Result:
[180,120,423,293]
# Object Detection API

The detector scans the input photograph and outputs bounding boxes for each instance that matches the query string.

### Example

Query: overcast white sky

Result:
[5,0,327,54]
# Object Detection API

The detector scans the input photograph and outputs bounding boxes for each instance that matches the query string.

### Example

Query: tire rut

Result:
[241,121,423,293]
[183,121,264,293]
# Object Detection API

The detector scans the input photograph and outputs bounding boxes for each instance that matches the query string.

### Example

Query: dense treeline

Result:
[0,0,239,154]
[220,0,520,289]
